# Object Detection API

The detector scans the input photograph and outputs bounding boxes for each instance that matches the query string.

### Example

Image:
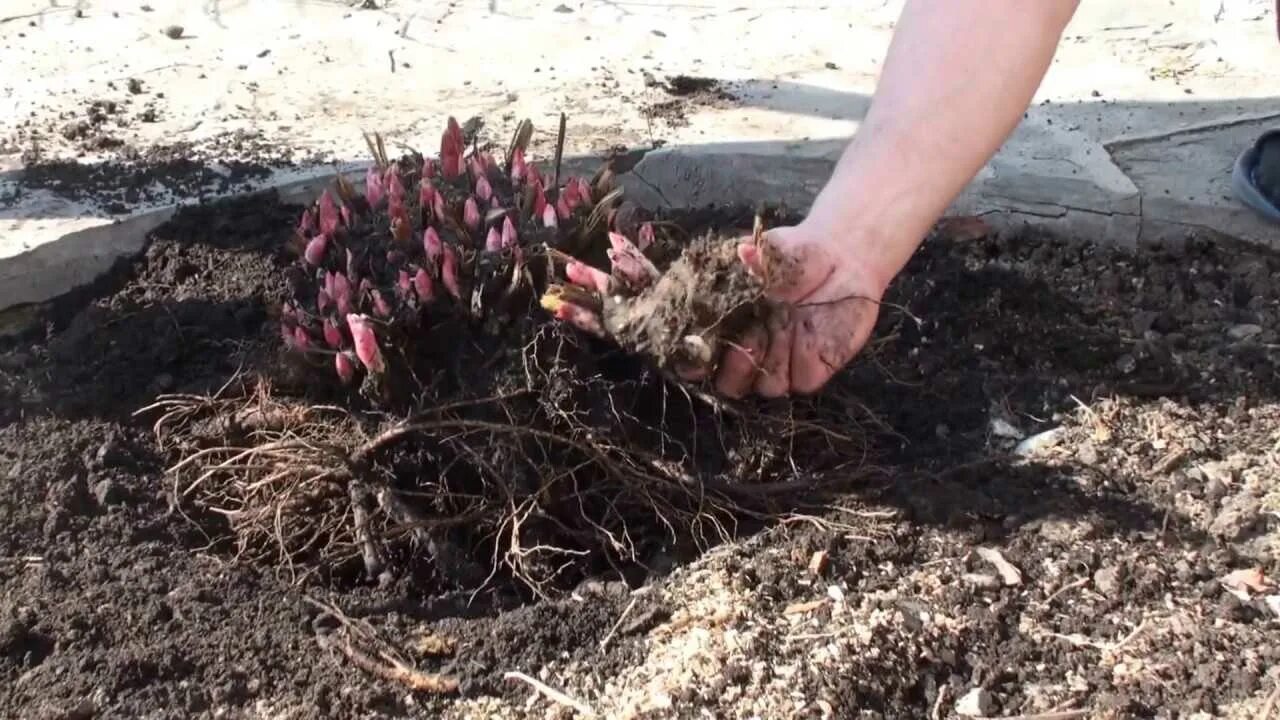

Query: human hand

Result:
[701,221,886,398]
[544,218,889,399]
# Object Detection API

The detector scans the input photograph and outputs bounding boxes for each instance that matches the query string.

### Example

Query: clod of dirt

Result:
[127,78,144,94]
[591,233,777,374]
[663,75,720,97]
[163,25,184,39]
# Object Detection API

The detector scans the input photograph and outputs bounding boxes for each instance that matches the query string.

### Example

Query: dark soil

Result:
[642,74,739,129]
[7,93,326,215]
[2,192,1278,719]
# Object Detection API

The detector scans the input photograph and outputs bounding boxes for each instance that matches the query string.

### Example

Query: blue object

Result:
[1231,128,1280,223]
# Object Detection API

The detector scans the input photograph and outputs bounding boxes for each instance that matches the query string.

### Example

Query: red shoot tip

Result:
[304,233,328,266]
[318,190,340,236]
[464,196,482,231]
[323,318,343,349]
[501,216,518,249]
[441,244,462,301]
[365,166,386,209]
[335,351,357,385]
[423,227,443,268]
[346,314,386,374]
[485,226,502,253]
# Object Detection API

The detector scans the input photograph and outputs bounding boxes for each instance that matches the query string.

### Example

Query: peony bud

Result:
[423,158,438,179]
[318,190,340,236]
[608,232,660,291]
[372,289,392,318]
[335,351,357,385]
[339,203,352,229]
[501,216,518,249]
[441,244,462,301]
[468,154,487,182]
[365,166,386,209]
[423,227,443,268]
[317,289,332,313]
[526,163,543,189]
[304,233,328,266]
[413,267,434,302]
[510,147,527,185]
[397,270,413,295]
[476,175,493,203]
[386,167,406,206]
[638,222,656,250]
[556,194,572,221]
[332,273,353,317]
[293,326,311,350]
[542,203,558,228]
[433,192,446,223]
[441,117,465,180]
[463,196,482,231]
[346,314,386,374]
[323,318,343,349]
[485,226,502,253]
[419,180,436,216]
[532,183,547,219]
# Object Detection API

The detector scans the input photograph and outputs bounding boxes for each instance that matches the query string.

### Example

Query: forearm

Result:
[805,0,1080,289]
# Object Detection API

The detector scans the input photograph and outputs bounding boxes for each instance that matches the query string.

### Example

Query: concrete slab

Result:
[2,0,1278,314]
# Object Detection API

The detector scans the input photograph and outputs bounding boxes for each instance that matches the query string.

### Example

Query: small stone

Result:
[955,688,994,717]
[1015,428,1065,457]
[962,573,1001,590]
[127,78,144,94]
[1094,564,1124,596]
[93,479,123,507]
[1227,324,1262,341]
[1038,518,1096,543]
[162,25,183,39]
[1075,442,1100,465]
[1115,353,1138,374]
[554,3,573,11]
[808,550,829,577]
[1210,494,1262,541]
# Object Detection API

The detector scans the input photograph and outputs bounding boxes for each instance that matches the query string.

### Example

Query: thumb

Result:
[737,229,831,304]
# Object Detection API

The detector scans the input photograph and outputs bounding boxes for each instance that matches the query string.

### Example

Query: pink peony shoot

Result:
[304,233,328,266]
[335,351,357,384]
[485,226,502,253]
[323,318,343,349]
[463,197,482,231]
[346,314,386,374]
[501,216,518,249]
[365,166,385,209]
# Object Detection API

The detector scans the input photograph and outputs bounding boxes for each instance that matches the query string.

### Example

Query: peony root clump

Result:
[144,116,870,601]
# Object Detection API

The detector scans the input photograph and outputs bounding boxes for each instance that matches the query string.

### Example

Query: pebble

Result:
[1094,564,1124,596]
[955,688,994,717]
[1227,324,1262,341]
[1209,493,1262,540]
[1015,428,1065,457]
[93,479,123,506]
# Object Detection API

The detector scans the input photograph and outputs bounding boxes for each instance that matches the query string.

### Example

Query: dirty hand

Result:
[704,222,886,398]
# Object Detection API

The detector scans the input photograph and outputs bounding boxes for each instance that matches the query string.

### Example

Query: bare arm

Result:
[806,0,1081,291]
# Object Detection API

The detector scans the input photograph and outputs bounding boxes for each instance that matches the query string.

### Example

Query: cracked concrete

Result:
[1,0,1277,318]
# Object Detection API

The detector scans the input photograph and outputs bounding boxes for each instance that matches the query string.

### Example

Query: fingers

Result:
[552,302,606,337]
[713,323,768,399]
[737,230,833,305]
[753,308,794,398]
[789,300,876,394]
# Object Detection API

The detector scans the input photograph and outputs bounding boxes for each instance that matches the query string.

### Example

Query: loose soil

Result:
[2,190,1279,719]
